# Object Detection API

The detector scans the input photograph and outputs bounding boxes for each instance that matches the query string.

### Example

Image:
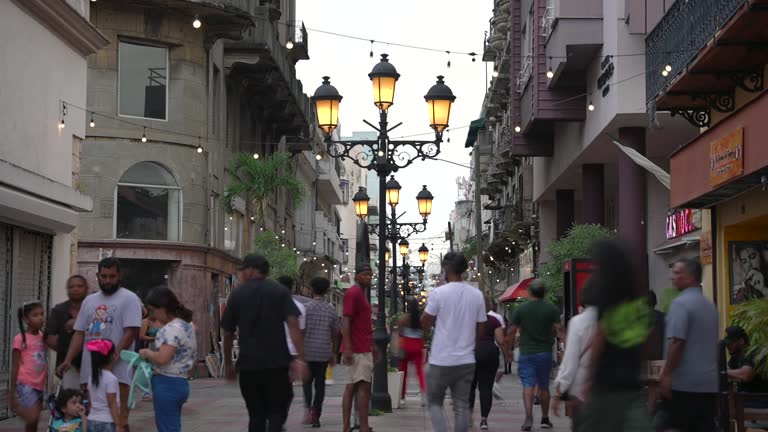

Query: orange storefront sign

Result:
[710,127,744,186]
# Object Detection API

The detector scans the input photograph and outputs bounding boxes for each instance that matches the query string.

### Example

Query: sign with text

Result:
[710,127,744,186]
[700,230,713,265]
[666,208,697,239]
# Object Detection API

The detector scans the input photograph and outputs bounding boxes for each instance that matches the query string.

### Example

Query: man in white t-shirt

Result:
[58,257,142,431]
[422,252,486,432]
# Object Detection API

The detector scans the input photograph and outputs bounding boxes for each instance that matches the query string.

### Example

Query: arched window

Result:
[116,162,180,241]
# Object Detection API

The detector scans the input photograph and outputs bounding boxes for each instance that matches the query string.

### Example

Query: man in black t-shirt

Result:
[45,275,88,389]
[222,254,308,432]
[725,325,768,408]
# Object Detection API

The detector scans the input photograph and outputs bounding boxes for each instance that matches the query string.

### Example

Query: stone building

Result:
[76,0,315,360]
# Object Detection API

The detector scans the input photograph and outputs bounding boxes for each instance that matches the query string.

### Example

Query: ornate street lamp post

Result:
[311,54,455,412]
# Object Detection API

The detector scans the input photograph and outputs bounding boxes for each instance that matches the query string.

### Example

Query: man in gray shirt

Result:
[660,258,718,432]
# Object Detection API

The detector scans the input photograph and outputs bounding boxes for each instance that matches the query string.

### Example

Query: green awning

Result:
[464,118,486,148]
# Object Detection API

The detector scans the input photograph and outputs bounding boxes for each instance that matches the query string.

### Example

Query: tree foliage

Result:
[730,299,768,378]
[252,229,299,279]
[222,152,305,251]
[539,224,615,302]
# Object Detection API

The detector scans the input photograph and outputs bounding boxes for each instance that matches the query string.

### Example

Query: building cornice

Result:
[12,0,109,57]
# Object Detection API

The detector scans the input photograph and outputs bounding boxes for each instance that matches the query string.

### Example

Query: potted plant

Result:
[387,365,404,408]
[730,299,768,377]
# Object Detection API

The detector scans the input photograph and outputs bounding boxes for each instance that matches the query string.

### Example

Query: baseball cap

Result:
[724,325,747,344]
[356,264,373,274]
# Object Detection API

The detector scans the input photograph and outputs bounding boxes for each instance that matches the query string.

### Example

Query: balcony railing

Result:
[540,0,554,38]
[646,0,747,103]
[516,55,533,94]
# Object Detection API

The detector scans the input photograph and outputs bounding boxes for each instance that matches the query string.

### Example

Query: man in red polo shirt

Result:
[342,265,376,432]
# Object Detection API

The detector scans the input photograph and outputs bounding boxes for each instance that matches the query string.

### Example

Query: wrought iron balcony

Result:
[646,0,749,104]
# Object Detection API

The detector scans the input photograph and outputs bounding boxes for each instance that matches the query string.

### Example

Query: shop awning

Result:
[465,118,486,148]
[498,277,535,302]
[652,232,701,254]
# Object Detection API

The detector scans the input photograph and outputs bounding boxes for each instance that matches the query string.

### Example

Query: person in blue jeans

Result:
[504,280,562,431]
[139,286,197,432]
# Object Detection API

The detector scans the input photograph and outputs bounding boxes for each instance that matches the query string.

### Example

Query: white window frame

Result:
[117,39,170,122]
[113,180,183,241]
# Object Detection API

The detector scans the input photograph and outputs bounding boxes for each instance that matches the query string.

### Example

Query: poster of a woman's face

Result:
[730,241,768,304]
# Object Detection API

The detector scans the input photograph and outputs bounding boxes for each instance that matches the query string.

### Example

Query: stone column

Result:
[556,189,575,239]
[582,164,605,225]
[618,127,648,295]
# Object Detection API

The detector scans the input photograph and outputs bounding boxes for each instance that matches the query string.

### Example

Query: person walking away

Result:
[725,325,768,408]
[577,240,653,432]
[504,279,561,430]
[468,295,506,430]
[301,277,340,428]
[658,258,718,432]
[341,265,377,432]
[221,255,308,432]
[138,286,197,432]
[645,290,665,411]
[502,317,512,375]
[421,252,486,432]
[57,257,143,432]
[11,301,47,432]
[276,275,307,430]
[86,339,122,432]
[51,388,87,431]
[398,299,427,405]
[47,276,88,390]
[552,281,598,431]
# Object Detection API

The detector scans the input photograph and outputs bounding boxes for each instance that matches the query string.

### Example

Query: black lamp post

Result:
[311,54,455,413]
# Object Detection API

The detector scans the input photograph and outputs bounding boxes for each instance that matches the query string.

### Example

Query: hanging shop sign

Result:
[666,208,698,239]
[710,127,744,186]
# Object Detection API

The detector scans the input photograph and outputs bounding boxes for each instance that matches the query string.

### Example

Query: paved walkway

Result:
[0,365,569,431]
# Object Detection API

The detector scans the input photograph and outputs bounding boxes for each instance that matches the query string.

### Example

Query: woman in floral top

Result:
[139,287,197,432]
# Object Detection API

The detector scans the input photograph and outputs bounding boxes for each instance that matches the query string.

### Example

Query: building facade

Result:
[469,0,703,304]
[647,0,768,327]
[0,0,108,418]
[76,0,315,359]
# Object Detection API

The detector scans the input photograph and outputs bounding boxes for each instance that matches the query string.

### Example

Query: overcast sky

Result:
[296,0,493,268]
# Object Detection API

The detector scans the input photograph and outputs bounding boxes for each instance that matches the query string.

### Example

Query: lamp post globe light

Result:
[311,54,455,412]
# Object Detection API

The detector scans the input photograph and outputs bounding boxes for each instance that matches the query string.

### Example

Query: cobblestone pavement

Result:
[0,365,569,431]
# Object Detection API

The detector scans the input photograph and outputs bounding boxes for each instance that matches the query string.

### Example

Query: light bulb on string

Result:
[588,101,595,111]
[492,68,499,78]
[446,51,451,68]
[59,119,66,129]
[315,153,322,160]
[141,128,147,142]
[89,113,95,128]
[546,57,554,79]
[286,40,294,50]
[514,125,521,133]
[661,69,669,77]
[196,136,203,153]
[253,153,259,159]
[369,40,374,58]
[665,64,672,72]
[192,15,202,29]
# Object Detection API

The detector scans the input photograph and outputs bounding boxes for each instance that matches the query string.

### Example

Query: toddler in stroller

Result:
[47,387,87,431]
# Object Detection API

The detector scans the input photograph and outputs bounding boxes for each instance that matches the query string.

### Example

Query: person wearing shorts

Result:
[341,266,377,432]
[505,280,561,431]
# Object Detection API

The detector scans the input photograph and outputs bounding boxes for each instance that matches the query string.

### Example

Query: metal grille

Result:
[0,226,52,420]
[646,0,747,102]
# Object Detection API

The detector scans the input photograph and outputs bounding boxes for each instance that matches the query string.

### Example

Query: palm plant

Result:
[222,152,305,252]
[730,298,768,377]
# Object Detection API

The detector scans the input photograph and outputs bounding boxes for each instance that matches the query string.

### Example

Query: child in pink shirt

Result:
[11,300,47,432]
